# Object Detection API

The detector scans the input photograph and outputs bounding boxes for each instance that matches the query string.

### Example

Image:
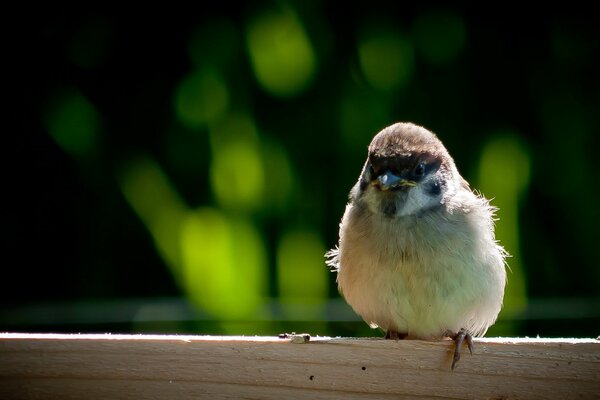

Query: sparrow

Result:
[326,122,507,370]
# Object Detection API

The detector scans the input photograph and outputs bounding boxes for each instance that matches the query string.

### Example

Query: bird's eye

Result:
[414,162,425,177]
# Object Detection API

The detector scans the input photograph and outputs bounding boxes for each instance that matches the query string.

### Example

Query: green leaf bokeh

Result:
[4,6,599,338]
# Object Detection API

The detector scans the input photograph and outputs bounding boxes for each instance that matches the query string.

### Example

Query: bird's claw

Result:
[449,328,473,370]
[384,330,408,340]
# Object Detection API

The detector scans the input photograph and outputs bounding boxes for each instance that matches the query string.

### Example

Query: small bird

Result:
[326,122,507,370]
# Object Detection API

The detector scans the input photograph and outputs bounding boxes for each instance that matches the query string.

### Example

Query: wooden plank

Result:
[0,334,598,399]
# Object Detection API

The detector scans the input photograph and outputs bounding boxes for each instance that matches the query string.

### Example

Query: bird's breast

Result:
[336,200,505,338]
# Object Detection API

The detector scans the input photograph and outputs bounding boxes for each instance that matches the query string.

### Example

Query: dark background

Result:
[3,4,599,337]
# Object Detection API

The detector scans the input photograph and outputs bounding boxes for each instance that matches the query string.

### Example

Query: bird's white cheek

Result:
[397,186,436,216]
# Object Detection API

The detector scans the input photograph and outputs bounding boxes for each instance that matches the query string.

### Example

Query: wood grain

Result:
[0,334,598,399]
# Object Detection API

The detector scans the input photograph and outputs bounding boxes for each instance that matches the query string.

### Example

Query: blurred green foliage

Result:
[175,68,230,129]
[477,134,531,333]
[246,7,317,97]
[412,10,465,66]
[358,25,414,91]
[44,89,100,161]
[4,4,599,338]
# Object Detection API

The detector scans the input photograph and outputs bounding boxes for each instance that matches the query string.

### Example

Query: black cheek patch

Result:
[426,181,442,196]
[359,178,369,192]
[380,200,397,217]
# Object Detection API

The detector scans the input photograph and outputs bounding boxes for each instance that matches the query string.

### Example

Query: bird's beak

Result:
[376,171,417,191]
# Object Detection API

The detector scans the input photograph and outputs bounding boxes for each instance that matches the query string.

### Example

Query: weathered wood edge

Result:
[1,333,599,400]
[1,332,599,345]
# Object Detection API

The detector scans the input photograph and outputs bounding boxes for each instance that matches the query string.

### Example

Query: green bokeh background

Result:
[3,5,599,338]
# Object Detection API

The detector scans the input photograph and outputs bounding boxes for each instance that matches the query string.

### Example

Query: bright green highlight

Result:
[45,90,100,160]
[358,29,414,91]
[118,156,187,278]
[175,68,229,129]
[118,156,267,321]
[210,138,265,212]
[180,209,267,319]
[246,8,316,97]
[477,134,530,321]
[413,10,466,65]
[209,112,293,213]
[277,229,328,304]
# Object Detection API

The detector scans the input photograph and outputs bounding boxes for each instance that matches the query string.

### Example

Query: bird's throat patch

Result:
[380,200,397,217]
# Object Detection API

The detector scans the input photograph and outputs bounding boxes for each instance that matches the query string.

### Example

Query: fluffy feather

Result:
[327,122,507,339]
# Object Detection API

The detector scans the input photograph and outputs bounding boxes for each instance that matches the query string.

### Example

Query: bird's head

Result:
[354,122,462,217]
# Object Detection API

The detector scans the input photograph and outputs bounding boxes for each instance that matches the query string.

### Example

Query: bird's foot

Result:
[385,330,408,340]
[445,328,473,370]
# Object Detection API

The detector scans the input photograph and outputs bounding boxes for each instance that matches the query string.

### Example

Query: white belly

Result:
[336,202,506,338]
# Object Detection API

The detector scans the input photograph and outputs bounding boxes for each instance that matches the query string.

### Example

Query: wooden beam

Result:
[1,334,598,399]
